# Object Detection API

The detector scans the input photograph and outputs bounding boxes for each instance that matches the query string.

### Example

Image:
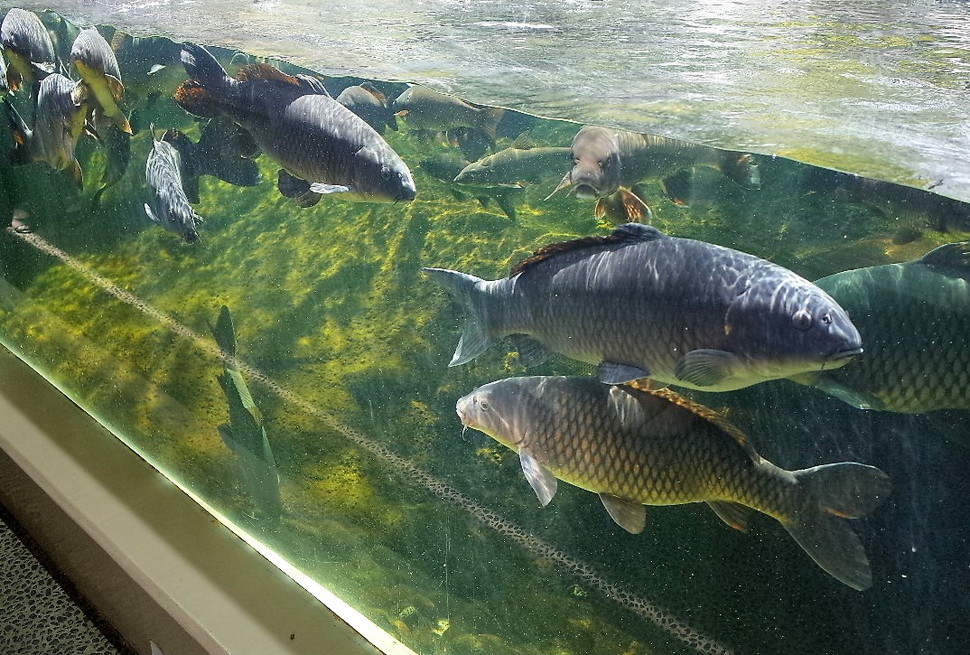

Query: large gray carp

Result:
[803,241,970,413]
[174,43,416,206]
[457,375,890,590]
[426,223,862,392]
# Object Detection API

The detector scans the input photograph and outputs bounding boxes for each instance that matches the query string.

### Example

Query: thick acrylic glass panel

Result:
[0,5,967,655]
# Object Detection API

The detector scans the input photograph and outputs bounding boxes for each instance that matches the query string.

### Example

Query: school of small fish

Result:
[5,7,970,595]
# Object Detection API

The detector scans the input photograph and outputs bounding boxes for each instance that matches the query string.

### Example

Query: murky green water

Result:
[0,6,968,655]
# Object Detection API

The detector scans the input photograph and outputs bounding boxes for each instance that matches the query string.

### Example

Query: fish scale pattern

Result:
[515,378,792,516]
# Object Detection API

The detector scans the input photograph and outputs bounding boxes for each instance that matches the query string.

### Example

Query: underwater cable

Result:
[8,226,732,655]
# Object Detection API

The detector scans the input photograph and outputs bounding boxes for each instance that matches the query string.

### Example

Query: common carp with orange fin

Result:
[425,223,862,392]
[174,43,416,206]
[548,125,761,222]
[70,26,131,134]
[457,375,890,590]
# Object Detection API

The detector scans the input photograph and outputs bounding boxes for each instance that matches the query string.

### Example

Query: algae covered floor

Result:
[0,11,968,655]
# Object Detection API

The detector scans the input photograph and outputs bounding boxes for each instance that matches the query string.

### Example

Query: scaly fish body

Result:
[809,242,970,413]
[392,85,503,139]
[336,83,397,134]
[175,44,415,204]
[71,27,131,134]
[454,146,573,188]
[0,8,55,92]
[458,375,890,590]
[144,131,202,243]
[426,223,862,392]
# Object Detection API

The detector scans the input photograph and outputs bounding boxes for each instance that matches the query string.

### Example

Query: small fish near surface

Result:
[457,375,890,590]
[70,26,132,134]
[796,241,970,414]
[0,8,56,93]
[425,223,862,392]
[144,126,203,243]
[335,82,397,134]
[418,152,524,220]
[211,305,282,519]
[454,145,573,188]
[548,125,761,222]
[392,85,504,141]
[174,43,416,207]
[3,72,92,187]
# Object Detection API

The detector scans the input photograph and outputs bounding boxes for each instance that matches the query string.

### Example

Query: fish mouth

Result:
[825,346,863,368]
[574,184,602,200]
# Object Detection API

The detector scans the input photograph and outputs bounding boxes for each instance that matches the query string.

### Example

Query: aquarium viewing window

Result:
[0,3,968,655]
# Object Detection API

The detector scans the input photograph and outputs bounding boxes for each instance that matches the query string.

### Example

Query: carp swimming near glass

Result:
[426,223,862,392]
[174,43,416,206]
[70,26,131,134]
[0,7,55,93]
[802,241,970,413]
[548,125,761,222]
[144,127,203,243]
[457,375,890,590]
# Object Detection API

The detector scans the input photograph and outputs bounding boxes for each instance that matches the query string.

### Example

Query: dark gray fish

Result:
[175,43,416,205]
[458,375,889,590]
[144,128,202,243]
[392,85,503,140]
[161,117,261,203]
[800,242,970,413]
[4,73,90,186]
[549,125,761,222]
[419,152,525,220]
[90,120,131,206]
[211,305,282,519]
[71,26,131,134]
[426,223,862,392]
[455,146,572,188]
[335,82,397,134]
[0,8,56,92]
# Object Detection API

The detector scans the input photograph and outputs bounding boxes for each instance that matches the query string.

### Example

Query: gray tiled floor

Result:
[0,513,123,655]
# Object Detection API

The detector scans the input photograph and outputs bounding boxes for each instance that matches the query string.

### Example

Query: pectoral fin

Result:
[599,494,646,534]
[598,361,650,385]
[512,335,553,367]
[673,349,738,387]
[595,188,652,224]
[544,172,572,200]
[519,448,557,506]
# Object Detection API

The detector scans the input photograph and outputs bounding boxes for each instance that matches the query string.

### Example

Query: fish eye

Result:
[821,313,832,325]
[380,166,392,181]
[478,400,490,411]
[792,309,813,331]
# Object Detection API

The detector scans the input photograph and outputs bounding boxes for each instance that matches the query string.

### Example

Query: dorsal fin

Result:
[509,223,665,277]
[358,81,387,103]
[619,380,759,458]
[919,241,970,278]
[235,63,302,86]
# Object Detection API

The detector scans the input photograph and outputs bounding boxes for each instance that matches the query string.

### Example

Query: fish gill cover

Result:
[0,7,967,655]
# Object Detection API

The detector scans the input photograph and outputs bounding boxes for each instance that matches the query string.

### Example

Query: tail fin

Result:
[479,107,505,142]
[180,43,231,86]
[784,463,890,590]
[719,152,761,190]
[422,267,496,366]
[192,118,261,187]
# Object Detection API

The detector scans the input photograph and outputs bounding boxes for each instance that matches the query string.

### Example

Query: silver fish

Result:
[392,85,503,140]
[457,375,890,590]
[71,26,131,134]
[3,72,90,186]
[175,43,416,205]
[454,146,573,188]
[0,8,56,92]
[426,223,862,392]
[336,82,397,134]
[144,128,203,243]
[802,241,970,413]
